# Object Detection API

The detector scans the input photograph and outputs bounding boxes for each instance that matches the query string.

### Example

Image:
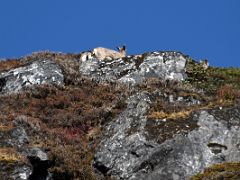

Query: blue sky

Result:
[0,0,239,67]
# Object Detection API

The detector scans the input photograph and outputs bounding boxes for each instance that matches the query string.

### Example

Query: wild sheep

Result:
[200,59,209,70]
[80,51,93,62]
[92,46,126,61]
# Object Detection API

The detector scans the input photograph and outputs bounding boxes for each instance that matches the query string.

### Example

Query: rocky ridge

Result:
[0,50,239,179]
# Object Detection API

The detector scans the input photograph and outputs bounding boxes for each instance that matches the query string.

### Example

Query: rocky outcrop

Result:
[79,51,187,84]
[0,115,51,180]
[94,96,240,179]
[28,148,51,180]
[94,92,153,178]
[0,50,239,179]
[0,59,64,94]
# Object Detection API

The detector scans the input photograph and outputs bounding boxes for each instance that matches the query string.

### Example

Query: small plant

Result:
[148,110,192,120]
[0,123,13,131]
[185,59,240,94]
[0,148,23,162]
[191,162,240,180]
[48,144,96,180]
[217,84,240,101]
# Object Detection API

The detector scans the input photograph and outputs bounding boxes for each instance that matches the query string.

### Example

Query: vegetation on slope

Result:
[0,52,128,179]
[0,81,127,179]
[191,162,240,180]
[185,58,240,94]
[0,52,240,179]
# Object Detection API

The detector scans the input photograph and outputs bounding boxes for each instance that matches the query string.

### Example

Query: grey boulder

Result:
[0,59,64,94]
[79,51,187,85]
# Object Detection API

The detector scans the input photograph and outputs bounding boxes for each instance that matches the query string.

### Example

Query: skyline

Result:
[0,0,239,67]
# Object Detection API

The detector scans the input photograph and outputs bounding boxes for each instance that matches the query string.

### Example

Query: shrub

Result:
[0,79,127,179]
[217,84,240,101]
[191,162,240,180]
[0,148,23,162]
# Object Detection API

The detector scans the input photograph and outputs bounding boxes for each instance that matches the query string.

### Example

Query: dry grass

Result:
[148,98,234,121]
[191,162,240,180]
[0,148,23,162]
[148,110,192,120]
[145,77,239,122]
[0,80,127,179]
[217,84,240,101]
[0,123,13,131]
[48,144,96,180]
[0,59,23,72]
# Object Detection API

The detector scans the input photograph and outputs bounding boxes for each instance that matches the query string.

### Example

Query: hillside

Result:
[0,51,240,180]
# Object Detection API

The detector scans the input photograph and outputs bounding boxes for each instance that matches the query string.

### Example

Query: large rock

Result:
[0,116,51,180]
[94,92,153,179]
[28,148,51,180]
[9,164,32,180]
[0,59,64,94]
[94,91,240,179]
[79,51,187,84]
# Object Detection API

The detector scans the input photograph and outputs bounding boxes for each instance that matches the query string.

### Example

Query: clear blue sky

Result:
[0,0,239,67]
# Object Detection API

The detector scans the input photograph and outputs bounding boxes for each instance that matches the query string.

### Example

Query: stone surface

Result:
[10,164,32,180]
[0,116,51,180]
[79,51,187,85]
[28,148,48,161]
[28,148,51,180]
[94,97,240,179]
[0,59,64,94]
[10,127,30,146]
[94,92,153,179]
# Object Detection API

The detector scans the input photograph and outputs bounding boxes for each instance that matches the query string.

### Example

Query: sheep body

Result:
[200,59,209,70]
[93,46,126,61]
[80,51,93,62]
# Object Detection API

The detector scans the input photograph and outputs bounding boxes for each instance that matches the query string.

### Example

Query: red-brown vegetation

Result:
[0,79,127,179]
[217,84,240,101]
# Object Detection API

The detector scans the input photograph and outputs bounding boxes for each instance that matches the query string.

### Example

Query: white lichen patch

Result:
[0,59,64,94]
[19,172,27,180]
